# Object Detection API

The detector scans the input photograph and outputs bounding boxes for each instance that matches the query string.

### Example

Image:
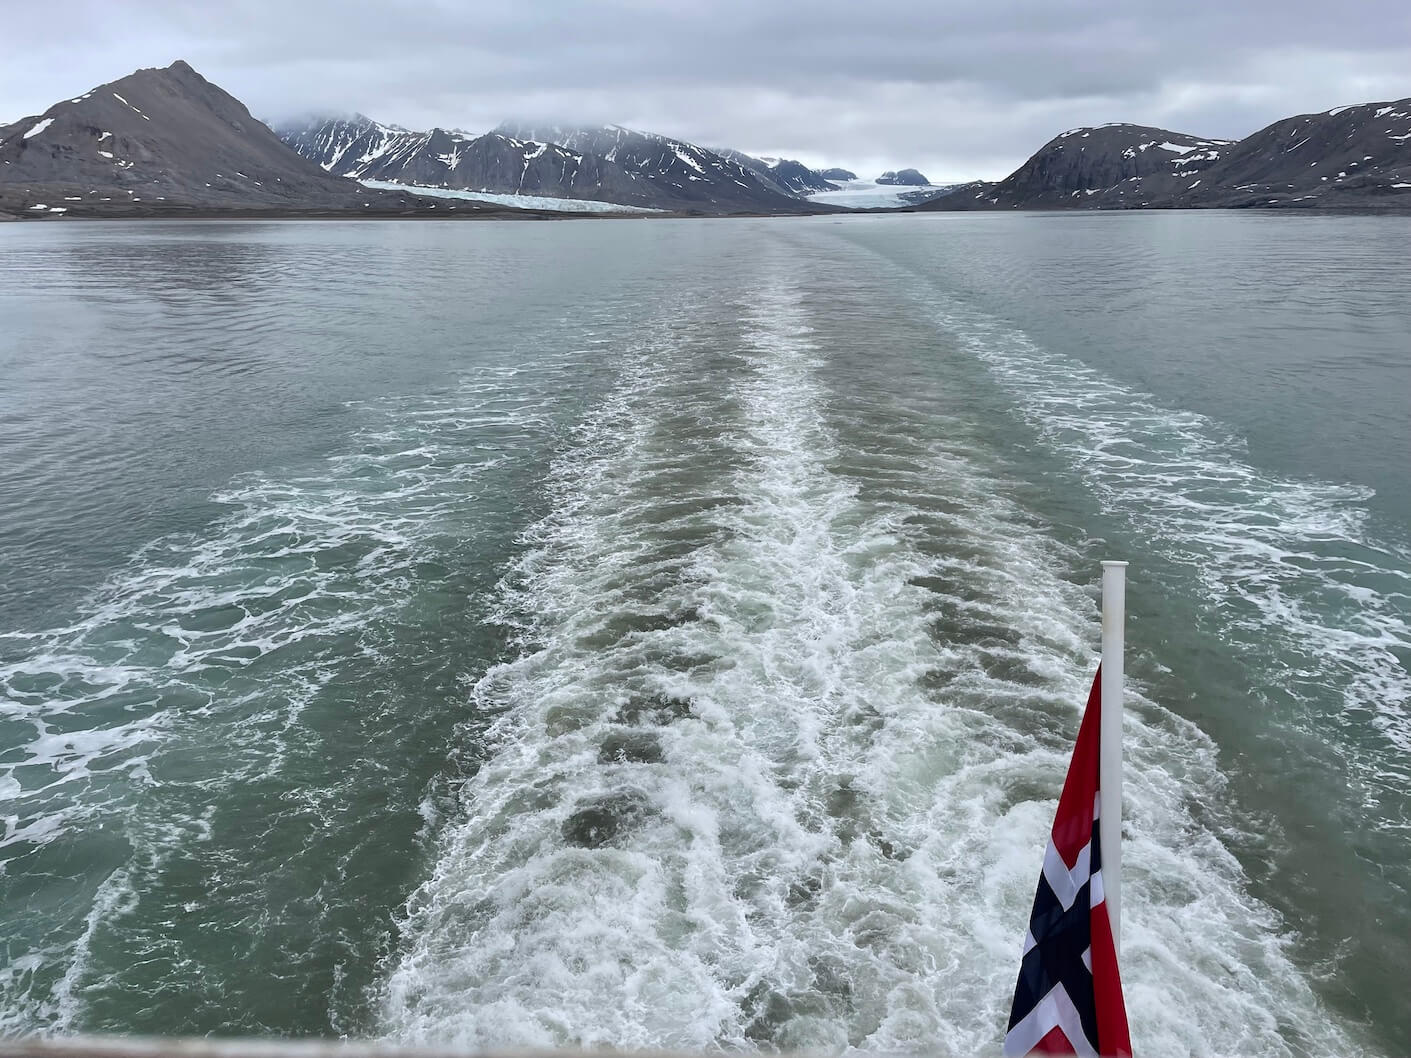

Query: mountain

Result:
[820,167,857,181]
[769,159,837,194]
[495,123,819,213]
[929,124,1232,209]
[920,100,1411,211]
[713,149,838,194]
[714,148,791,195]
[279,116,821,214]
[1177,99,1411,207]
[277,115,658,207]
[877,168,930,185]
[0,62,447,217]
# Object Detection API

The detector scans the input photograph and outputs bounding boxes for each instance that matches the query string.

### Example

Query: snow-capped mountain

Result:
[877,168,930,185]
[276,113,408,177]
[923,102,1411,210]
[714,149,839,194]
[278,116,818,213]
[279,115,647,203]
[769,159,838,194]
[494,122,814,212]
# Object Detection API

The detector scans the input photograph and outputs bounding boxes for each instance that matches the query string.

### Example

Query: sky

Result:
[2,0,1409,182]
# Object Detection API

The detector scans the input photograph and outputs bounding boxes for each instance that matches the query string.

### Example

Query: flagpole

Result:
[1100,560,1127,959]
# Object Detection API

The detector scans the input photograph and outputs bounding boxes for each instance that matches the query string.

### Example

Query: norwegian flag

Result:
[1004,670,1132,1057]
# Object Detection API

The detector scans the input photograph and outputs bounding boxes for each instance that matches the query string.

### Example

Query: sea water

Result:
[1,213,1407,1055]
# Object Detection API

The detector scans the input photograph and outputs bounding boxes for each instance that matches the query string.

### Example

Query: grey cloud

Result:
[2,0,1408,181]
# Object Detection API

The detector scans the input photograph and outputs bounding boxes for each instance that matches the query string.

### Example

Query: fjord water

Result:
[1,214,1407,1055]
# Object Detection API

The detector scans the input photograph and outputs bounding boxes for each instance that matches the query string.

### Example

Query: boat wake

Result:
[379,272,1364,1055]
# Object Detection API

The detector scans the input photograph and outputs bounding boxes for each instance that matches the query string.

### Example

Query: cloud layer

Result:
[3,0,1409,180]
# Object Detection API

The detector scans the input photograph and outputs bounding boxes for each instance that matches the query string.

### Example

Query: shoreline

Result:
[0,200,842,223]
[4,200,1409,223]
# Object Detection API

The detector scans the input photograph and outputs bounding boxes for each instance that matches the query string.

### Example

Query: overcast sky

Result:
[2,0,1409,181]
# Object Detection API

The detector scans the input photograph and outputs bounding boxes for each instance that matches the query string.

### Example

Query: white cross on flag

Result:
[1004,669,1132,1057]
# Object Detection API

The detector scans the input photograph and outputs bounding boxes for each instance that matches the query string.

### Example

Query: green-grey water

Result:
[1,213,1407,1055]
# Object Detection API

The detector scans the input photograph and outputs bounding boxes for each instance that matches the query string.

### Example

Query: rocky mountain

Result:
[278,115,660,207]
[278,115,821,214]
[921,100,1411,211]
[0,62,450,217]
[713,149,838,194]
[495,123,817,213]
[1179,99,1411,207]
[930,124,1232,209]
[769,159,837,194]
[712,147,784,189]
[820,167,857,181]
[878,168,930,185]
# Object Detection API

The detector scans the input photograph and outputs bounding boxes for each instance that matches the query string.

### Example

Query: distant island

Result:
[2,60,1408,219]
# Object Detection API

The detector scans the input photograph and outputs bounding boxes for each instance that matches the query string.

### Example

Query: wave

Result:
[379,272,1365,1055]
[0,372,557,1033]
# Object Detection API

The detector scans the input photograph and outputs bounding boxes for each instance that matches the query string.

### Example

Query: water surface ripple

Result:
[1,216,1407,1055]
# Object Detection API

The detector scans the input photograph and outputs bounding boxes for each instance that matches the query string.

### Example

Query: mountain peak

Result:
[283,114,827,214]
[919,97,1411,211]
[0,59,419,213]
[877,168,930,186]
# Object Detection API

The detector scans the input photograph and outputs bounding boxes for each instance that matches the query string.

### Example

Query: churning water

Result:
[1,214,1407,1055]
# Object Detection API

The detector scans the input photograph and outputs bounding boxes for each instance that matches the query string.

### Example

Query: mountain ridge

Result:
[6,61,1409,218]
[277,115,829,214]
[0,61,474,217]
[917,102,1411,211]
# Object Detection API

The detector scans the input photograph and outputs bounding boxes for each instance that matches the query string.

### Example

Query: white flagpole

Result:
[1100,560,1127,958]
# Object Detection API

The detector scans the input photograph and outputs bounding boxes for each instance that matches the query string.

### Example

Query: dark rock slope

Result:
[279,115,651,205]
[820,167,857,181]
[713,148,794,195]
[279,115,822,214]
[714,150,839,194]
[770,159,837,194]
[496,123,817,212]
[1181,99,1411,208]
[0,61,440,216]
[921,100,1411,211]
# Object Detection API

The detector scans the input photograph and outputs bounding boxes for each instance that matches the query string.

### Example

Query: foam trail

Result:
[381,271,1367,1055]
[0,371,562,1034]
[917,293,1411,802]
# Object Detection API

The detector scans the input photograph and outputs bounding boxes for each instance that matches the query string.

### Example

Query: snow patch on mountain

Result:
[360,179,662,213]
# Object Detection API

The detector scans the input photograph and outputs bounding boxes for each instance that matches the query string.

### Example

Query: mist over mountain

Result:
[5,59,1409,219]
[272,115,830,214]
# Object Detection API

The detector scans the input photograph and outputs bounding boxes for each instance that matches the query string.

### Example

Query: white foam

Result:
[378,273,1366,1055]
[907,293,1411,789]
[0,370,568,1030]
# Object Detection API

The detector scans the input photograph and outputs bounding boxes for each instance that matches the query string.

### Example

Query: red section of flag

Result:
[1034,1026,1078,1053]
[1004,669,1133,1057]
[1091,884,1132,1058]
[1052,674,1103,867]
